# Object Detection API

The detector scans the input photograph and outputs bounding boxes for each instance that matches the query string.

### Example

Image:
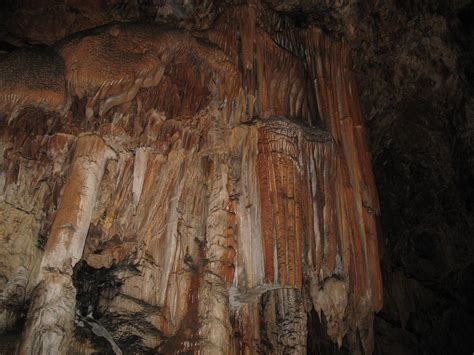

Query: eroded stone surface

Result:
[0,2,383,353]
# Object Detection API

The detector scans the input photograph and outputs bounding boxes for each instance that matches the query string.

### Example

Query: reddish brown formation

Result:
[0,2,382,353]
[304,28,383,310]
[257,119,329,289]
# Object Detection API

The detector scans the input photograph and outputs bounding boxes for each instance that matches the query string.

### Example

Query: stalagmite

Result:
[19,135,116,354]
[0,2,383,353]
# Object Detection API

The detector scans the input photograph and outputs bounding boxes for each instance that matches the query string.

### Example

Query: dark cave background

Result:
[1,1,473,354]
[354,1,474,354]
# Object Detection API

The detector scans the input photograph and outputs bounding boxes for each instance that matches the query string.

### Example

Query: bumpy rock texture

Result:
[353,1,474,354]
[0,0,473,354]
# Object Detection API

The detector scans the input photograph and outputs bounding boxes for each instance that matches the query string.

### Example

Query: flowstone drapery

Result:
[0,2,382,353]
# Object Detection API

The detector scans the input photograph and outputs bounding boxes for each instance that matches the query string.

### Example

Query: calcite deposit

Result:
[0,1,382,353]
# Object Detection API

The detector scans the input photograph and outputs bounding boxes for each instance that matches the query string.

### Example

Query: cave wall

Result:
[0,2,383,354]
[351,1,474,353]
[0,0,473,354]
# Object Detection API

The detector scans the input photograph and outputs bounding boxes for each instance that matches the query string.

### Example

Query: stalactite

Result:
[0,2,383,353]
[303,28,383,313]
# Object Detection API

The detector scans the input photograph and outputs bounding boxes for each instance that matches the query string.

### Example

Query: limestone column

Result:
[20,134,115,355]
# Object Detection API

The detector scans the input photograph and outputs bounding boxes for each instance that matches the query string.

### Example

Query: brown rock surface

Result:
[0,2,384,353]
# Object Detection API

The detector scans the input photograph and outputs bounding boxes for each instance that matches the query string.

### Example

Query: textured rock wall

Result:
[2,0,474,354]
[351,1,474,353]
[0,1,383,354]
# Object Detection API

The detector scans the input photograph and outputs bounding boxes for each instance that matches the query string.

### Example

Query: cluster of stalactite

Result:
[0,1,382,353]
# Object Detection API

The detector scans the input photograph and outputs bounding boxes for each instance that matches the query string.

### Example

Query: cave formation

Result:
[0,1,473,354]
